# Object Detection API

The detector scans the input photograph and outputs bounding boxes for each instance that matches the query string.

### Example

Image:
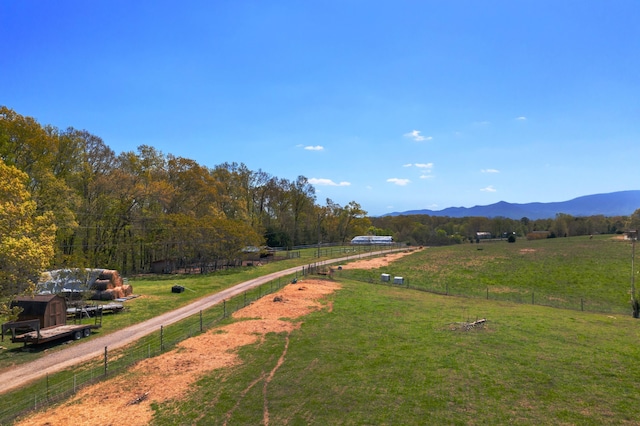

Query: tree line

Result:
[0,106,370,297]
[1,105,638,311]
[370,210,640,246]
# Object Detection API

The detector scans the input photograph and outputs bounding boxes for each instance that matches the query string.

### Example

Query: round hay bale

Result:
[121,284,133,296]
[98,270,115,281]
[100,289,116,301]
[113,272,123,287]
[112,287,125,299]
[100,269,124,286]
[91,279,111,291]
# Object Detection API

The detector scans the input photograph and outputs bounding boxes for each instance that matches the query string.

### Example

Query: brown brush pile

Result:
[90,270,133,300]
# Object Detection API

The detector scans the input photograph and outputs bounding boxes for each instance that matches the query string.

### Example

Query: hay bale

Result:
[112,287,125,299]
[121,284,133,296]
[99,289,116,301]
[99,270,124,287]
[91,279,111,291]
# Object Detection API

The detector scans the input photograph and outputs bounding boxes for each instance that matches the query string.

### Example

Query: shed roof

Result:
[12,294,66,316]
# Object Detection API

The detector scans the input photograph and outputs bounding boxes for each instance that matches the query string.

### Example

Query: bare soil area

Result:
[16,280,340,426]
[338,248,420,270]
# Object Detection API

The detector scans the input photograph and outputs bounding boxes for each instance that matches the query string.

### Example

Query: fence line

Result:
[334,270,630,316]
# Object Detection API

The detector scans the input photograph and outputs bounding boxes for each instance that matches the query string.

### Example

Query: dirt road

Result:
[0,248,409,395]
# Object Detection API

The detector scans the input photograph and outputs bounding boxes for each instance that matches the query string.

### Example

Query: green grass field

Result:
[339,235,636,314]
[151,279,640,425]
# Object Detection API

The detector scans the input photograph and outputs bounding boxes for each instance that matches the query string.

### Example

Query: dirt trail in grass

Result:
[15,280,340,426]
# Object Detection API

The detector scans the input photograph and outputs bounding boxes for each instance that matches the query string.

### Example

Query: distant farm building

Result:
[475,232,492,240]
[350,236,394,245]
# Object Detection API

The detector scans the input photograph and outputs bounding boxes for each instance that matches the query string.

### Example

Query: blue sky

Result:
[2,1,639,216]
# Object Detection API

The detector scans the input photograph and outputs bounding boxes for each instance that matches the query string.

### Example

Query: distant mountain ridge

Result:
[386,190,640,220]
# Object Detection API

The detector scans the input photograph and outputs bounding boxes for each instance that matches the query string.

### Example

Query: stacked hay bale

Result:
[90,270,133,300]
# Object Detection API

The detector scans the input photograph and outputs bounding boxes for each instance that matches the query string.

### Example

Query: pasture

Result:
[151,278,640,425]
[338,234,636,314]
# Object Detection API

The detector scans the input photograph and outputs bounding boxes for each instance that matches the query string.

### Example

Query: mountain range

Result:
[386,190,640,220]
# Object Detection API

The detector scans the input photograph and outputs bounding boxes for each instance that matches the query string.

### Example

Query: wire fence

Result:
[334,269,631,316]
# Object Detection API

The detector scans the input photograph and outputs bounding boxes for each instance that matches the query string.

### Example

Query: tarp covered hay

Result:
[36,268,104,294]
[35,268,132,301]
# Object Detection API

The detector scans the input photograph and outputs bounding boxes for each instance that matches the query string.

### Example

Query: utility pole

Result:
[631,230,638,318]
[317,213,321,259]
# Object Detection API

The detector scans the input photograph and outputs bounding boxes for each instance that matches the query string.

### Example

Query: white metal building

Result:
[350,236,394,245]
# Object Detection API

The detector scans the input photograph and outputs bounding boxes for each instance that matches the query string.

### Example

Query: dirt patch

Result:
[16,280,340,426]
[338,248,421,270]
[519,249,537,254]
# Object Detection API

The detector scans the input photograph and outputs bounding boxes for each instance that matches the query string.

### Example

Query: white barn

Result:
[350,236,393,245]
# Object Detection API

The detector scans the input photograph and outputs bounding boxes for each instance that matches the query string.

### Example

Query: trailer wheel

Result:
[74,330,82,340]
[83,328,91,338]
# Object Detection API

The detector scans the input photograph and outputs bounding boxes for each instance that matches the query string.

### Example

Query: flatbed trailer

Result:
[2,310,102,347]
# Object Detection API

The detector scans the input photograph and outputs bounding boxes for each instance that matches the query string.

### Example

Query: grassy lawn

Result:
[152,279,640,425]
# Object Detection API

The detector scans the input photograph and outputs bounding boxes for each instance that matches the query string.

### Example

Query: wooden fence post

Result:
[104,346,108,377]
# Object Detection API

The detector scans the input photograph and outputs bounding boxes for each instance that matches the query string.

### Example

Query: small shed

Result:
[11,294,67,329]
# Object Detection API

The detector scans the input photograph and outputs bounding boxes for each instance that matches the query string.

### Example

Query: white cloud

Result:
[420,174,434,179]
[387,178,411,186]
[308,178,350,187]
[516,116,527,121]
[304,145,324,151]
[480,185,497,192]
[415,163,434,169]
[402,163,413,168]
[404,130,432,142]
[481,168,500,173]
